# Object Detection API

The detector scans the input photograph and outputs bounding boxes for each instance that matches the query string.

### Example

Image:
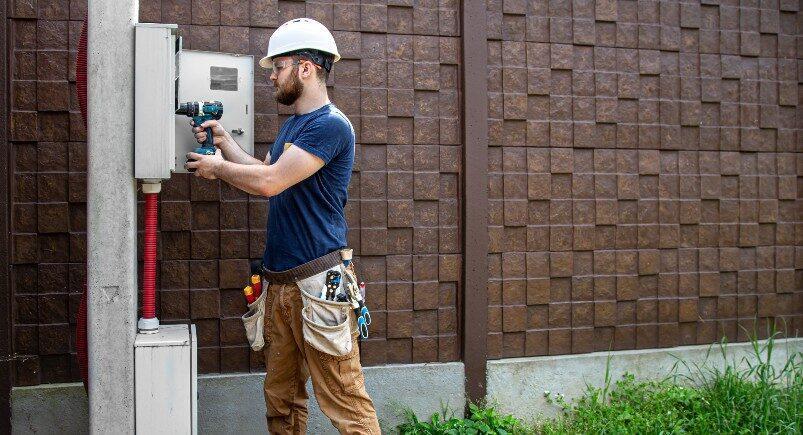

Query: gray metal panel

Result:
[134,24,178,180]
[175,50,254,173]
[136,22,178,29]
[134,324,190,346]
[191,324,198,435]
[134,324,193,434]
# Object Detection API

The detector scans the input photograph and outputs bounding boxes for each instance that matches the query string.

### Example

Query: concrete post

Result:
[86,0,138,432]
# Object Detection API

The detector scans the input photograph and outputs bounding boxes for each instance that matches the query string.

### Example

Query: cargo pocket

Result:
[299,290,353,357]
[316,335,365,395]
[241,289,267,351]
[335,337,364,394]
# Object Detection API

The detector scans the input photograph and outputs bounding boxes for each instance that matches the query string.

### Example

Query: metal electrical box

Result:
[134,23,180,181]
[174,50,254,173]
[135,324,198,434]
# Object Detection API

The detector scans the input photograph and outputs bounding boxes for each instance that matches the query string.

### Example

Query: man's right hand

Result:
[191,119,262,166]
[191,119,229,147]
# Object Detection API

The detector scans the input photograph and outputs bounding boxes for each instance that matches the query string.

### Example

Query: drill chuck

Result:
[176,101,224,119]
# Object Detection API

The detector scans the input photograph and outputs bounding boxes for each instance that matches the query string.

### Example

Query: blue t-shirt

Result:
[262,103,355,271]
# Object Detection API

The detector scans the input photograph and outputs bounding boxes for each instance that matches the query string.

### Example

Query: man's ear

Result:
[301,61,312,79]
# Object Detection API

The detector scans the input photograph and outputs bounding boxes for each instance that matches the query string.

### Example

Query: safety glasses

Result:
[268,58,300,73]
[268,56,323,74]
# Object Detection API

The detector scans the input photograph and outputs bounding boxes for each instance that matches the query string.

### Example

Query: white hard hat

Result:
[259,18,340,69]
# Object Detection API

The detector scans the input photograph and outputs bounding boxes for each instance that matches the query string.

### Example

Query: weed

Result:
[539,328,802,434]
[399,330,801,434]
[397,403,531,434]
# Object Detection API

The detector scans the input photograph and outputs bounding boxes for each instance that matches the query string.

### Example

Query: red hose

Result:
[76,18,88,125]
[142,192,158,319]
[77,281,88,391]
[76,16,89,391]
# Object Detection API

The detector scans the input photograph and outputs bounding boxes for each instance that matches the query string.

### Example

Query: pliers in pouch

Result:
[344,272,370,339]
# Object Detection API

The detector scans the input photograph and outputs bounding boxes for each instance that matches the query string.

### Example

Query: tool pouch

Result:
[297,267,355,357]
[241,287,267,352]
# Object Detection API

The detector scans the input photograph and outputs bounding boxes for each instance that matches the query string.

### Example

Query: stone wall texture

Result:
[5,0,801,387]
[485,0,802,358]
[8,0,463,386]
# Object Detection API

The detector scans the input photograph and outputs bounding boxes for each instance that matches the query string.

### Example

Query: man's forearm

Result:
[219,132,263,165]
[213,159,275,197]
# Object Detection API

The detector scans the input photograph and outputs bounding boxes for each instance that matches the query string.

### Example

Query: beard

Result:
[274,68,304,106]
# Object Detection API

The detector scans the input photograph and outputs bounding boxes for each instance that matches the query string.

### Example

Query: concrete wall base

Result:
[12,361,465,434]
[11,383,89,434]
[487,338,803,424]
[13,339,802,433]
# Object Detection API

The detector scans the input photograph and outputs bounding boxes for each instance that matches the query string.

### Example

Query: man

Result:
[185,18,381,434]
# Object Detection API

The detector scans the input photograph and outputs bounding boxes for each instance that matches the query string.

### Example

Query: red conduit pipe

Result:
[75,16,89,392]
[76,18,88,124]
[137,183,161,332]
[77,281,88,391]
[142,192,158,320]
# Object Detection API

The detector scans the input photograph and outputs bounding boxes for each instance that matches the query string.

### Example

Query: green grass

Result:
[397,331,802,434]
[396,403,531,435]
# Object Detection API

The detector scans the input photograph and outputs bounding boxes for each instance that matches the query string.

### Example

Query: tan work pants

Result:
[262,282,381,434]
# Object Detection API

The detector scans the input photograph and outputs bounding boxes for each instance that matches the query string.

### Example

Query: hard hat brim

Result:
[258,52,340,69]
[258,55,271,69]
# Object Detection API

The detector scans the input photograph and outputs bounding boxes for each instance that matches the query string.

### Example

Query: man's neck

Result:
[293,87,330,115]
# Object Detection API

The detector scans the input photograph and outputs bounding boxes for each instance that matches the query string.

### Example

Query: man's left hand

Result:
[185,149,223,179]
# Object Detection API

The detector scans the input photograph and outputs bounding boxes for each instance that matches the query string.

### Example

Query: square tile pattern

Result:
[9,0,461,385]
[7,0,802,386]
[485,0,801,359]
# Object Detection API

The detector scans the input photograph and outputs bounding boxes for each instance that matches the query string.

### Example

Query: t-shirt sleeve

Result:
[292,115,353,164]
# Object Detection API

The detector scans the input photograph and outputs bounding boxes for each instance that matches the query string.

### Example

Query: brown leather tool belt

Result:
[260,250,343,284]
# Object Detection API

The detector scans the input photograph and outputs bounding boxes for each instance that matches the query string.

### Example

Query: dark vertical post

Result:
[0,0,11,428]
[461,0,489,405]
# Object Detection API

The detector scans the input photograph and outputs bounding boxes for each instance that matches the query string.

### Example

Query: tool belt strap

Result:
[261,250,343,284]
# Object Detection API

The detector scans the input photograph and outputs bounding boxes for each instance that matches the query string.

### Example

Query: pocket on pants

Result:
[316,334,364,395]
[299,290,353,357]
[335,340,364,394]
[241,289,268,351]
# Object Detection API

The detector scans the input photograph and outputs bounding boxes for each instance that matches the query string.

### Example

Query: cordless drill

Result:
[176,101,224,171]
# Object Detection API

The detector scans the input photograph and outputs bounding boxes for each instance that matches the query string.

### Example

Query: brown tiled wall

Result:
[8,0,461,386]
[9,0,88,386]
[486,0,801,359]
[7,0,803,388]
